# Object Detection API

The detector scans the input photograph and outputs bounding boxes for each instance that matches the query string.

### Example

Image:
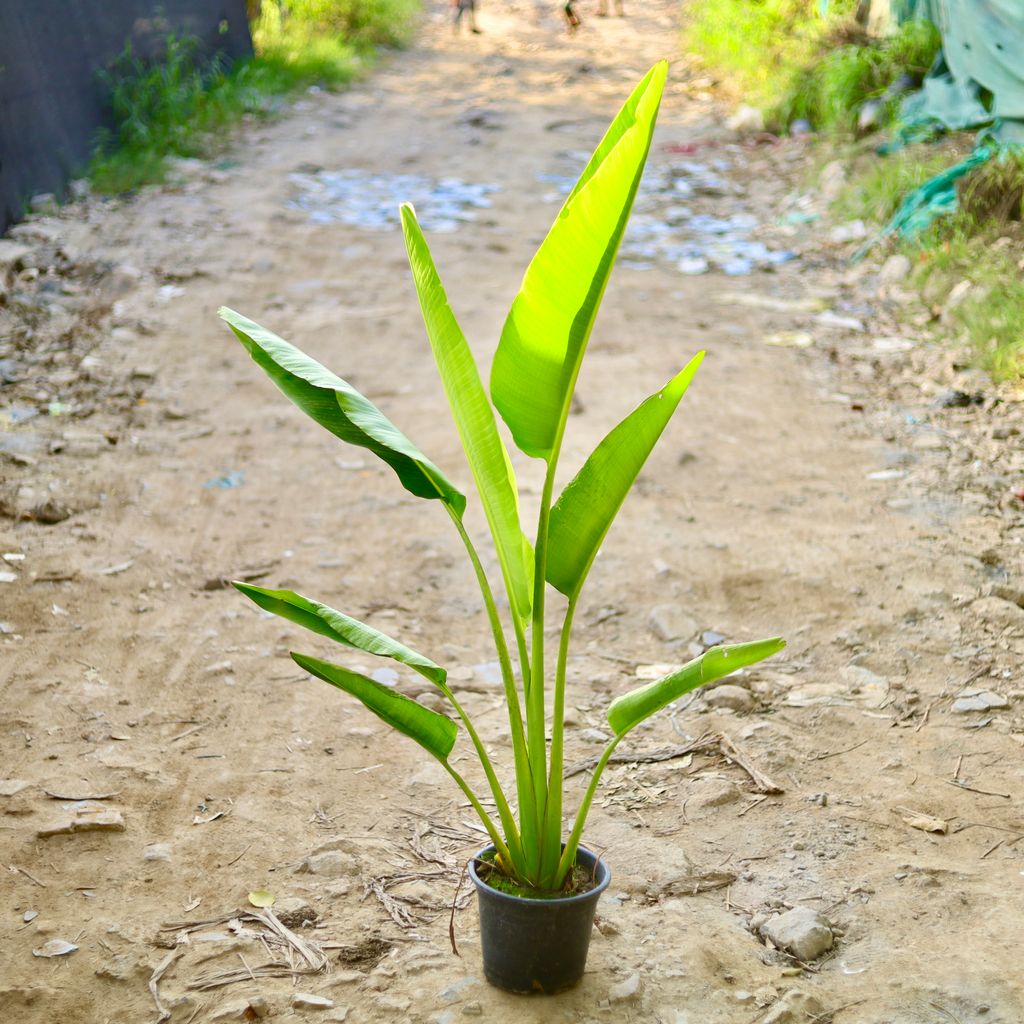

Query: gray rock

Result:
[292,992,334,1010]
[143,843,171,862]
[608,972,642,1002]
[762,990,825,1024]
[648,604,698,643]
[878,253,911,284]
[951,689,1009,713]
[37,803,125,838]
[704,684,755,713]
[972,597,1024,632]
[759,907,834,961]
[819,160,847,203]
[579,727,610,744]
[0,778,31,796]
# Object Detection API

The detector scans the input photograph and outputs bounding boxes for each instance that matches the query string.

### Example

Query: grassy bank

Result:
[836,140,1024,382]
[684,0,939,134]
[90,0,418,193]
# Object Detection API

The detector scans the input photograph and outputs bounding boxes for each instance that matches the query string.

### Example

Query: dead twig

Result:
[945,779,1011,799]
[10,864,47,887]
[565,736,713,778]
[148,947,184,1024]
[449,862,469,958]
[718,733,784,794]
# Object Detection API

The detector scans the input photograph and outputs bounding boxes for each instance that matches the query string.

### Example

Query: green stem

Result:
[554,733,622,885]
[542,595,577,885]
[529,457,559,881]
[446,691,526,875]
[442,761,513,868]
[448,508,537,876]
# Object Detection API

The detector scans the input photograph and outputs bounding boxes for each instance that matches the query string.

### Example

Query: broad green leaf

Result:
[490,62,667,460]
[400,206,533,619]
[546,352,704,597]
[220,307,465,516]
[292,652,458,761]
[234,583,448,690]
[606,638,786,737]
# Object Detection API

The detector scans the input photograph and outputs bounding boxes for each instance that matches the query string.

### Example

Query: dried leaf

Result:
[33,939,78,957]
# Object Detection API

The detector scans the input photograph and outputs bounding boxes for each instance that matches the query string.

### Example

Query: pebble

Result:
[0,779,31,796]
[704,684,755,713]
[726,105,764,133]
[292,993,334,1010]
[759,907,834,961]
[461,1003,483,1017]
[608,972,642,1002]
[579,727,610,743]
[829,220,868,243]
[688,778,741,809]
[648,604,698,643]
[296,851,360,877]
[143,843,172,862]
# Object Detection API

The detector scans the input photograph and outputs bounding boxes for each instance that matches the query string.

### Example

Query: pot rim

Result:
[468,844,611,907]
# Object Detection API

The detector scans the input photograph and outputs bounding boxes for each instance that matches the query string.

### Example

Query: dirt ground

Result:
[2,1,1024,1022]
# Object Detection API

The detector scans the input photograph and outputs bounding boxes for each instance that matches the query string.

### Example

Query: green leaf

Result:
[490,62,667,460]
[546,352,704,597]
[220,307,465,516]
[400,206,534,619]
[234,582,449,690]
[606,638,786,737]
[292,652,458,761]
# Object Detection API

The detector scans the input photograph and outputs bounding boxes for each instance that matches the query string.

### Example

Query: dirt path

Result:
[2,3,1023,1022]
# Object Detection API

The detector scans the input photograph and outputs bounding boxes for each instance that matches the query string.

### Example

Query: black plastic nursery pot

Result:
[469,845,611,994]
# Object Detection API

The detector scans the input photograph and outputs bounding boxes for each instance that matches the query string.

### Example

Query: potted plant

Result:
[220,61,784,994]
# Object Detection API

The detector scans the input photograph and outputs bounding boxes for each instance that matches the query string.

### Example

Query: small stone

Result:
[704,684,755,714]
[971,597,1024,632]
[292,992,334,1010]
[461,1003,483,1017]
[274,897,319,928]
[325,1010,350,1023]
[878,253,911,284]
[31,499,73,524]
[0,779,31,796]
[648,604,698,643]
[608,972,642,1002]
[296,851,360,877]
[579,727,610,743]
[951,690,1009,714]
[37,803,126,838]
[759,907,834,961]
[416,692,447,713]
[762,990,825,1024]
[143,843,172,862]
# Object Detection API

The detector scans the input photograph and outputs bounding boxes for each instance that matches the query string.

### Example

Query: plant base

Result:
[469,845,610,994]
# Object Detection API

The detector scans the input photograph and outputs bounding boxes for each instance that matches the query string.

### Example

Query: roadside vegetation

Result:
[89,0,418,194]
[685,1,1023,382]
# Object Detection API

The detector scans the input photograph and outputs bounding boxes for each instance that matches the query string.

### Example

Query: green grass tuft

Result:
[684,1,939,134]
[89,0,419,194]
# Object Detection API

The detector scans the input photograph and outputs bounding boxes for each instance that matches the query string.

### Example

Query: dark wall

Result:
[0,2,253,230]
